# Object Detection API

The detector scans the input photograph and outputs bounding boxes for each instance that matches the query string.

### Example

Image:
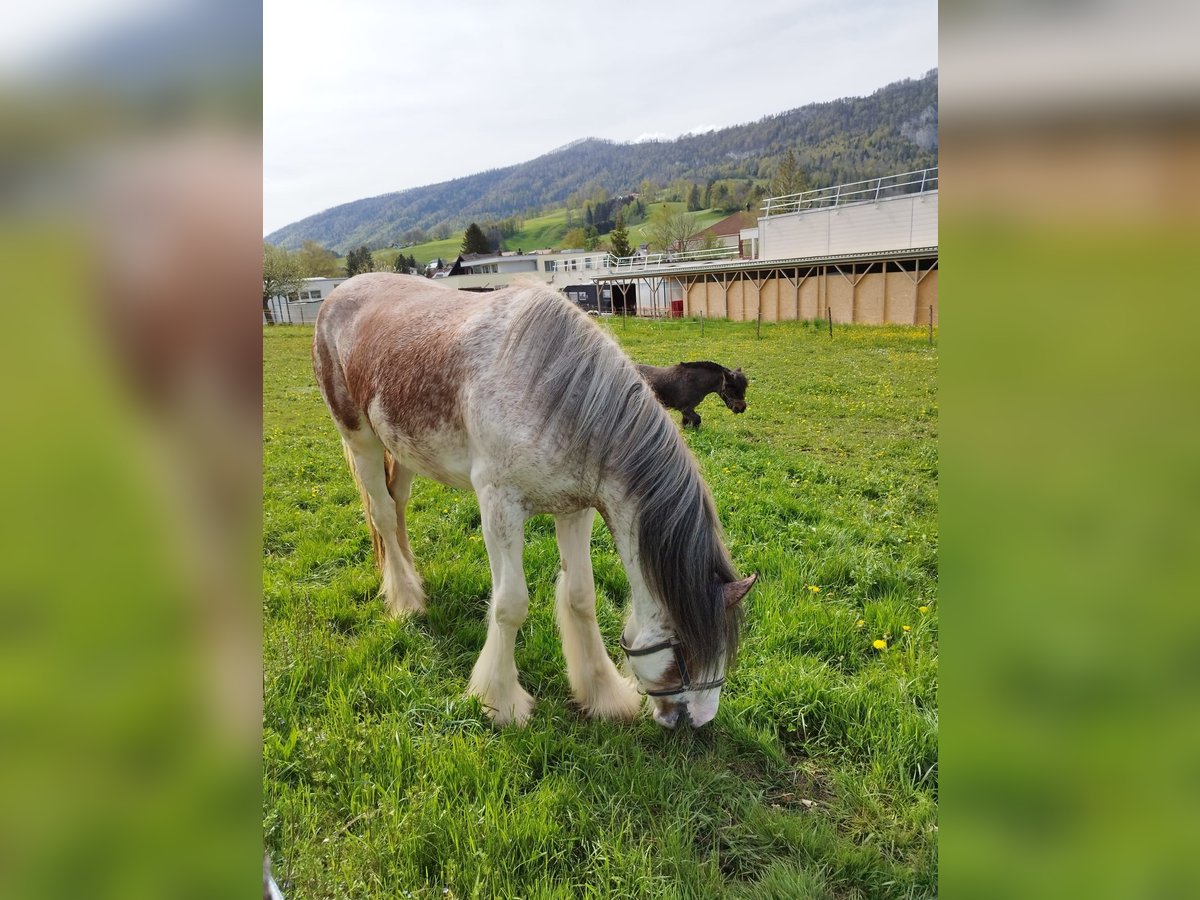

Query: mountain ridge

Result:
[266,69,937,253]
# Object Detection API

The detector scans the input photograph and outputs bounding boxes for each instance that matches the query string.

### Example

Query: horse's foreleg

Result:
[553,509,641,721]
[467,488,535,726]
[682,408,701,428]
[343,431,425,617]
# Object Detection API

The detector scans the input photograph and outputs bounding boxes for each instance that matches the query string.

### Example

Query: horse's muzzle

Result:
[729,401,747,414]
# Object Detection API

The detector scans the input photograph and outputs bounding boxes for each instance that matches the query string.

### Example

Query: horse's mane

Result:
[498,287,743,673]
[680,360,746,392]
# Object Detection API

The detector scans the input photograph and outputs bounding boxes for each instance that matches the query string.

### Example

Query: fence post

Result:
[756,302,762,340]
[700,312,705,337]
[828,305,833,338]
[928,305,933,345]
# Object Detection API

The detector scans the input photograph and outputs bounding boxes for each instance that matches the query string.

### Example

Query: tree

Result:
[345,246,375,277]
[583,226,600,251]
[483,224,504,253]
[686,183,702,211]
[608,214,633,259]
[645,205,700,253]
[392,253,410,274]
[710,181,731,211]
[562,227,588,250]
[698,229,724,252]
[262,243,303,325]
[745,183,767,212]
[296,240,340,277]
[461,223,490,255]
[769,147,809,199]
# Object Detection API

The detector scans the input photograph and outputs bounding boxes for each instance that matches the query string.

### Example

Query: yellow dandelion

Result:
[808,585,821,593]
[918,605,929,614]
[902,625,911,633]
[873,639,888,650]
[855,619,865,628]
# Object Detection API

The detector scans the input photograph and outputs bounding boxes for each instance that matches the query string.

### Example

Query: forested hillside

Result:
[266,69,937,253]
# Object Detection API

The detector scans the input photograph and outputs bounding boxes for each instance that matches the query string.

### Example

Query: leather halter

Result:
[619,635,726,697]
[717,371,742,408]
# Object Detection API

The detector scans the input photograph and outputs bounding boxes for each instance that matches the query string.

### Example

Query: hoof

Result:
[470,684,536,727]
[582,676,643,722]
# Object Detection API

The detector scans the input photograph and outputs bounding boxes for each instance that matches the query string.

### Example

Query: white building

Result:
[264,276,346,325]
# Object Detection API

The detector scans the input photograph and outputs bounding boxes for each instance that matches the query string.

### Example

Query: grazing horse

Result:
[637,361,749,428]
[313,274,756,728]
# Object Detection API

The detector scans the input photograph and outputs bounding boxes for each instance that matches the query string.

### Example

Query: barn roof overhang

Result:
[590,246,939,282]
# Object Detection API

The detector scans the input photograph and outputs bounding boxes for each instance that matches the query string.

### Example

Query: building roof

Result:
[591,246,939,281]
[697,210,758,238]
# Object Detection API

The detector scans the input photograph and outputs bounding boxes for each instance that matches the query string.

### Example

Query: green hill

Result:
[269,70,937,254]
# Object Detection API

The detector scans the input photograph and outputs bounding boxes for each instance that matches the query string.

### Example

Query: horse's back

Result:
[313,275,670,512]
[313,274,495,436]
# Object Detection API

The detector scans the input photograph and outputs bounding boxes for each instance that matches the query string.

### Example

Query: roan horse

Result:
[637,361,749,428]
[313,274,756,728]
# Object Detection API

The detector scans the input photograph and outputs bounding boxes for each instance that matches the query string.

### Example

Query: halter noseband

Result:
[619,635,726,697]
[718,371,743,407]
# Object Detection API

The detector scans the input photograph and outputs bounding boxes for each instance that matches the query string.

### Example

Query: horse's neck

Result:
[603,500,673,644]
[694,365,724,394]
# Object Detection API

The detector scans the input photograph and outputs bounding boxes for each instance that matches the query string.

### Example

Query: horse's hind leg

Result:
[467,486,535,726]
[386,458,420,571]
[682,408,701,428]
[342,430,425,617]
[553,509,641,721]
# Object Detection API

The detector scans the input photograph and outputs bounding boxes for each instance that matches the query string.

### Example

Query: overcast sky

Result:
[264,0,936,236]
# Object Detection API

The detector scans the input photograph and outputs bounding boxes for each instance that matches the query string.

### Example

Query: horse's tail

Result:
[341,437,396,569]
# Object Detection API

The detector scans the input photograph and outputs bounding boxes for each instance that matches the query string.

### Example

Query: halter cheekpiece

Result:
[619,635,726,697]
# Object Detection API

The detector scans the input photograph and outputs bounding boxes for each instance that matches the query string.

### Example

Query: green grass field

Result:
[264,316,938,898]
[336,204,734,270]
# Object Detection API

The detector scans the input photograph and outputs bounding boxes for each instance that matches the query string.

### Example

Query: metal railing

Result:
[604,245,739,272]
[761,167,938,217]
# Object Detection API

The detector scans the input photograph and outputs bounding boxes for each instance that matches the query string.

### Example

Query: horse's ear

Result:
[723,573,757,608]
[734,367,743,374]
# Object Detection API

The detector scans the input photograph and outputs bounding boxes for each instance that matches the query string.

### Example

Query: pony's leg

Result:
[682,408,701,428]
[553,509,641,721]
[467,487,535,726]
[343,430,425,616]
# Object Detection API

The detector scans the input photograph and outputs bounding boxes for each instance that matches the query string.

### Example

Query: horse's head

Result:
[720,367,749,414]
[621,574,756,728]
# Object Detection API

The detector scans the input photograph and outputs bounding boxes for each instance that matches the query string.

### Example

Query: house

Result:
[446,252,540,278]
[694,210,758,254]
[264,276,346,325]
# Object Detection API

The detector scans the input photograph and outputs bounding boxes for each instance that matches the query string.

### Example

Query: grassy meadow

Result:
[337,204,733,270]
[264,315,938,898]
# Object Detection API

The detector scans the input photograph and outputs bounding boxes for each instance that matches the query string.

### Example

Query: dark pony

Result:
[637,361,749,428]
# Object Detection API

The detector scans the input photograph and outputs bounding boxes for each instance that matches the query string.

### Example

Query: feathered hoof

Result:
[382,592,426,618]
[472,684,536,727]
[582,676,643,722]
[381,568,426,618]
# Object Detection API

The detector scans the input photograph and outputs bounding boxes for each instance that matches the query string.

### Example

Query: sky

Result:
[263,0,937,236]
